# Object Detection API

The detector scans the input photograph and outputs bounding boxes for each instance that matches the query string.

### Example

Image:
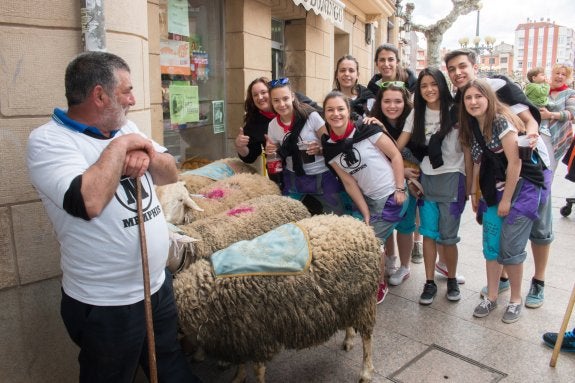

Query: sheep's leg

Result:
[253,362,266,383]
[342,326,355,351]
[359,332,374,383]
[231,364,247,383]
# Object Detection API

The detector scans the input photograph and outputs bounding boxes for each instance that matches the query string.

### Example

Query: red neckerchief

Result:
[329,120,355,142]
[276,114,294,133]
[259,109,276,119]
[550,84,569,93]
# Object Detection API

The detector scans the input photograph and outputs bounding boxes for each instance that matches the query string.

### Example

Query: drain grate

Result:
[388,344,507,383]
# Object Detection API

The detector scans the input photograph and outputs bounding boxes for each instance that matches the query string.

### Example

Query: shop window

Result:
[159,0,225,164]
[271,18,285,80]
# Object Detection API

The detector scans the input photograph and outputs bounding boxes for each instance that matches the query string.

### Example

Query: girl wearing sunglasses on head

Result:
[235,77,322,186]
[367,43,417,96]
[264,78,345,215]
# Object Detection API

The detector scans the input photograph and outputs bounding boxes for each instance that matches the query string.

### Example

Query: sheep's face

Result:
[157,182,203,225]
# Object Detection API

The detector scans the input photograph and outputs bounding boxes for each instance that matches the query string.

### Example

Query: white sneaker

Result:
[389,266,410,286]
[411,241,423,264]
[434,262,465,284]
[385,255,398,277]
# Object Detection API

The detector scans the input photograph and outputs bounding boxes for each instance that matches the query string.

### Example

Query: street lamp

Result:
[395,0,413,32]
[459,35,496,75]
[458,2,497,75]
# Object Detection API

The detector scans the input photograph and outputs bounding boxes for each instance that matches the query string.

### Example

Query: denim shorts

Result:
[366,192,408,242]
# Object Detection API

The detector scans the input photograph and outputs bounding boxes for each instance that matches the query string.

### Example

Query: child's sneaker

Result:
[480,279,510,298]
[389,266,410,286]
[473,298,497,318]
[434,262,466,284]
[419,282,437,305]
[525,281,544,308]
[385,255,398,277]
[543,328,575,352]
[377,281,388,304]
[502,300,522,324]
[446,279,461,301]
[411,241,423,264]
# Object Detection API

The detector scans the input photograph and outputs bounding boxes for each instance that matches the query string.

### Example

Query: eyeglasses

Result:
[268,77,290,88]
[377,80,405,89]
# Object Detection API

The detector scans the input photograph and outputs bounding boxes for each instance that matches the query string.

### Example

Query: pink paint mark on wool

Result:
[205,189,225,199]
[226,206,254,216]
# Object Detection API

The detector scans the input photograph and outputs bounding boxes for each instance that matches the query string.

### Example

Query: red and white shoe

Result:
[377,281,389,304]
[435,262,465,284]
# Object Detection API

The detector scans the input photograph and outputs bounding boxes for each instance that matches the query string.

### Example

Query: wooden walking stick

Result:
[136,177,158,383]
[550,282,575,367]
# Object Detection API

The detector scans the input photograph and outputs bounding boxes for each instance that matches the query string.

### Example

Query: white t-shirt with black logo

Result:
[27,118,168,306]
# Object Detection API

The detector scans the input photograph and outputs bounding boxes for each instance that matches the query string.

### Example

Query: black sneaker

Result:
[543,328,575,352]
[419,282,437,305]
[446,279,461,301]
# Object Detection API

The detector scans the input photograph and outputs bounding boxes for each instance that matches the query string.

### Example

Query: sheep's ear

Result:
[184,195,204,211]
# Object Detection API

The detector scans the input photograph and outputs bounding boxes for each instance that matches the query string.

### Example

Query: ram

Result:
[158,173,280,225]
[179,194,310,263]
[174,214,380,383]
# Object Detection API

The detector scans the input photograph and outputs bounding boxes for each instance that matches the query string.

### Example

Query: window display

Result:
[159,0,225,164]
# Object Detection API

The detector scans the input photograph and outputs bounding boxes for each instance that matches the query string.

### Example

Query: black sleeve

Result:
[239,116,267,164]
[295,92,323,113]
[492,74,541,124]
[367,74,382,96]
[238,138,264,164]
[406,68,418,93]
[63,175,90,221]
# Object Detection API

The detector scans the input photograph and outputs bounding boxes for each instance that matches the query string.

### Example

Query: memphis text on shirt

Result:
[116,176,164,228]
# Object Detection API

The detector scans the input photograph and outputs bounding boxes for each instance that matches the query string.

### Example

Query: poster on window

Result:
[169,85,199,124]
[160,39,191,75]
[212,100,224,134]
[168,0,189,37]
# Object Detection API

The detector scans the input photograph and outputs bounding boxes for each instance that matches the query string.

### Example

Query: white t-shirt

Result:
[267,111,328,175]
[328,131,395,199]
[486,77,551,168]
[403,108,466,175]
[27,117,169,306]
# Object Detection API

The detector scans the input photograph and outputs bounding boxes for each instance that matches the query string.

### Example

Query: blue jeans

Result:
[61,270,201,383]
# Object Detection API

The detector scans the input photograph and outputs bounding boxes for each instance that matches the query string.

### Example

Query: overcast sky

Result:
[409,0,575,49]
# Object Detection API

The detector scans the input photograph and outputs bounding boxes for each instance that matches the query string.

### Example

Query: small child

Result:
[524,67,550,108]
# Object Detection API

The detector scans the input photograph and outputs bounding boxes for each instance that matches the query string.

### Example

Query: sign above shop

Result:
[292,0,345,29]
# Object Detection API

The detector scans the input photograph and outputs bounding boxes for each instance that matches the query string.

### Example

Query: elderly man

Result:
[27,51,201,382]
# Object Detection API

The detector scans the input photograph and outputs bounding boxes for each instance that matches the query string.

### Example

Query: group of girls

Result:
[233,43,552,319]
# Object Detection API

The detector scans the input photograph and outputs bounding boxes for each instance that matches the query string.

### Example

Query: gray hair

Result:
[65,51,130,107]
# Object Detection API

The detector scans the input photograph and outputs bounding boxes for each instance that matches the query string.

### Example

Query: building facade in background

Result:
[476,42,515,78]
[514,18,575,79]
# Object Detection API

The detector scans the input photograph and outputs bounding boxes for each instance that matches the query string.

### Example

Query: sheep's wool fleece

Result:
[188,173,281,221]
[179,195,311,263]
[179,158,256,194]
[173,214,380,363]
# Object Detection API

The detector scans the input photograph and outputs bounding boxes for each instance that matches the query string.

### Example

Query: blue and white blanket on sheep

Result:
[211,222,313,277]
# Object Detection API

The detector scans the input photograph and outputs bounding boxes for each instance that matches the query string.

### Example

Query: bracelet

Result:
[395,187,406,193]
[559,111,566,121]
